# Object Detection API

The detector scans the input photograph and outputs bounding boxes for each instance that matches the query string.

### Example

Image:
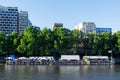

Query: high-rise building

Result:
[74,22,96,36]
[28,20,32,26]
[19,11,28,33]
[0,5,29,35]
[0,5,18,35]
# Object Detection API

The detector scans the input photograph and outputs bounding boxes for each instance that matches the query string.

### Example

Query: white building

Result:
[19,11,28,33]
[74,22,96,36]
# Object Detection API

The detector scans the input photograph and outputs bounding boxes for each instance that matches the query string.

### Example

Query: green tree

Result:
[110,33,118,57]
[0,32,6,54]
[93,32,113,56]
[116,31,120,55]
[38,27,54,56]
[17,26,38,56]
[52,28,72,60]
[4,32,18,55]
[53,28,71,55]
[87,32,96,55]
[71,30,84,55]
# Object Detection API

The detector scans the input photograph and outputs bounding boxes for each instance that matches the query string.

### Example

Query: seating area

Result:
[6,55,81,65]
[6,56,54,65]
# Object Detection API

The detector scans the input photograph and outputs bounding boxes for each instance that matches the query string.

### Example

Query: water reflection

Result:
[0,65,120,80]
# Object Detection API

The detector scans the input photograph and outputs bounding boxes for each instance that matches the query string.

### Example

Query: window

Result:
[5,27,8,29]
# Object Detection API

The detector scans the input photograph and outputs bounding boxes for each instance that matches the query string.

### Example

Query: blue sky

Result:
[0,0,120,32]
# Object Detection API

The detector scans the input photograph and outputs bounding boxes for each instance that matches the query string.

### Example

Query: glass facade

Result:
[19,11,28,33]
[0,5,29,35]
[0,6,18,35]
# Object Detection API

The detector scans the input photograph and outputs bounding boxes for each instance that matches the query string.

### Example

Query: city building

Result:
[32,26,40,31]
[96,28,112,34]
[34,26,40,31]
[0,5,18,35]
[19,11,28,33]
[28,20,32,26]
[74,22,96,36]
[0,5,29,35]
[52,23,63,30]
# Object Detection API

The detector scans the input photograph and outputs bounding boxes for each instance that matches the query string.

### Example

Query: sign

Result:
[108,50,112,53]
[96,28,112,34]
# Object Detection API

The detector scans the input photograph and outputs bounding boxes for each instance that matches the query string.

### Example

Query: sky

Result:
[0,0,120,32]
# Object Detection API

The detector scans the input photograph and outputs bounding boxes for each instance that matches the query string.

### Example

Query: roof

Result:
[60,55,80,60]
[83,56,109,59]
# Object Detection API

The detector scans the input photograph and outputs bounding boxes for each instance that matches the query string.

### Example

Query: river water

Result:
[0,65,120,80]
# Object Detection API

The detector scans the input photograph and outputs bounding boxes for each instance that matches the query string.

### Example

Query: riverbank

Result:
[0,55,115,65]
[5,60,112,65]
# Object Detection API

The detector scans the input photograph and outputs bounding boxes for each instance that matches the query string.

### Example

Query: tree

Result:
[71,30,85,56]
[14,33,23,56]
[0,32,6,55]
[110,33,118,57]
[17,26,38,56]
[115,31,120,56]
[38,27,54,56]
[87,32,96,55]
[53,28,71,54]
[4,32,19,55]
[93,32,114,56]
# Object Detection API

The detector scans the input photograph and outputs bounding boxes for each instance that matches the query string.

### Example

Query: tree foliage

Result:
[0,26,120,59]
[0,32,6,54]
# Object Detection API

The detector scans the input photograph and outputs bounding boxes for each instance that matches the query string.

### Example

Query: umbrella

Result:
[5,57,12,60]
[18,57,27,60]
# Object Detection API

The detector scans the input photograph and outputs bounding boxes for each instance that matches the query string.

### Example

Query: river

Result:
[0,65,120,80]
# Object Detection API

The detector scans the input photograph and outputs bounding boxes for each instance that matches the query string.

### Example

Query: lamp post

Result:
[108,50,112,63]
